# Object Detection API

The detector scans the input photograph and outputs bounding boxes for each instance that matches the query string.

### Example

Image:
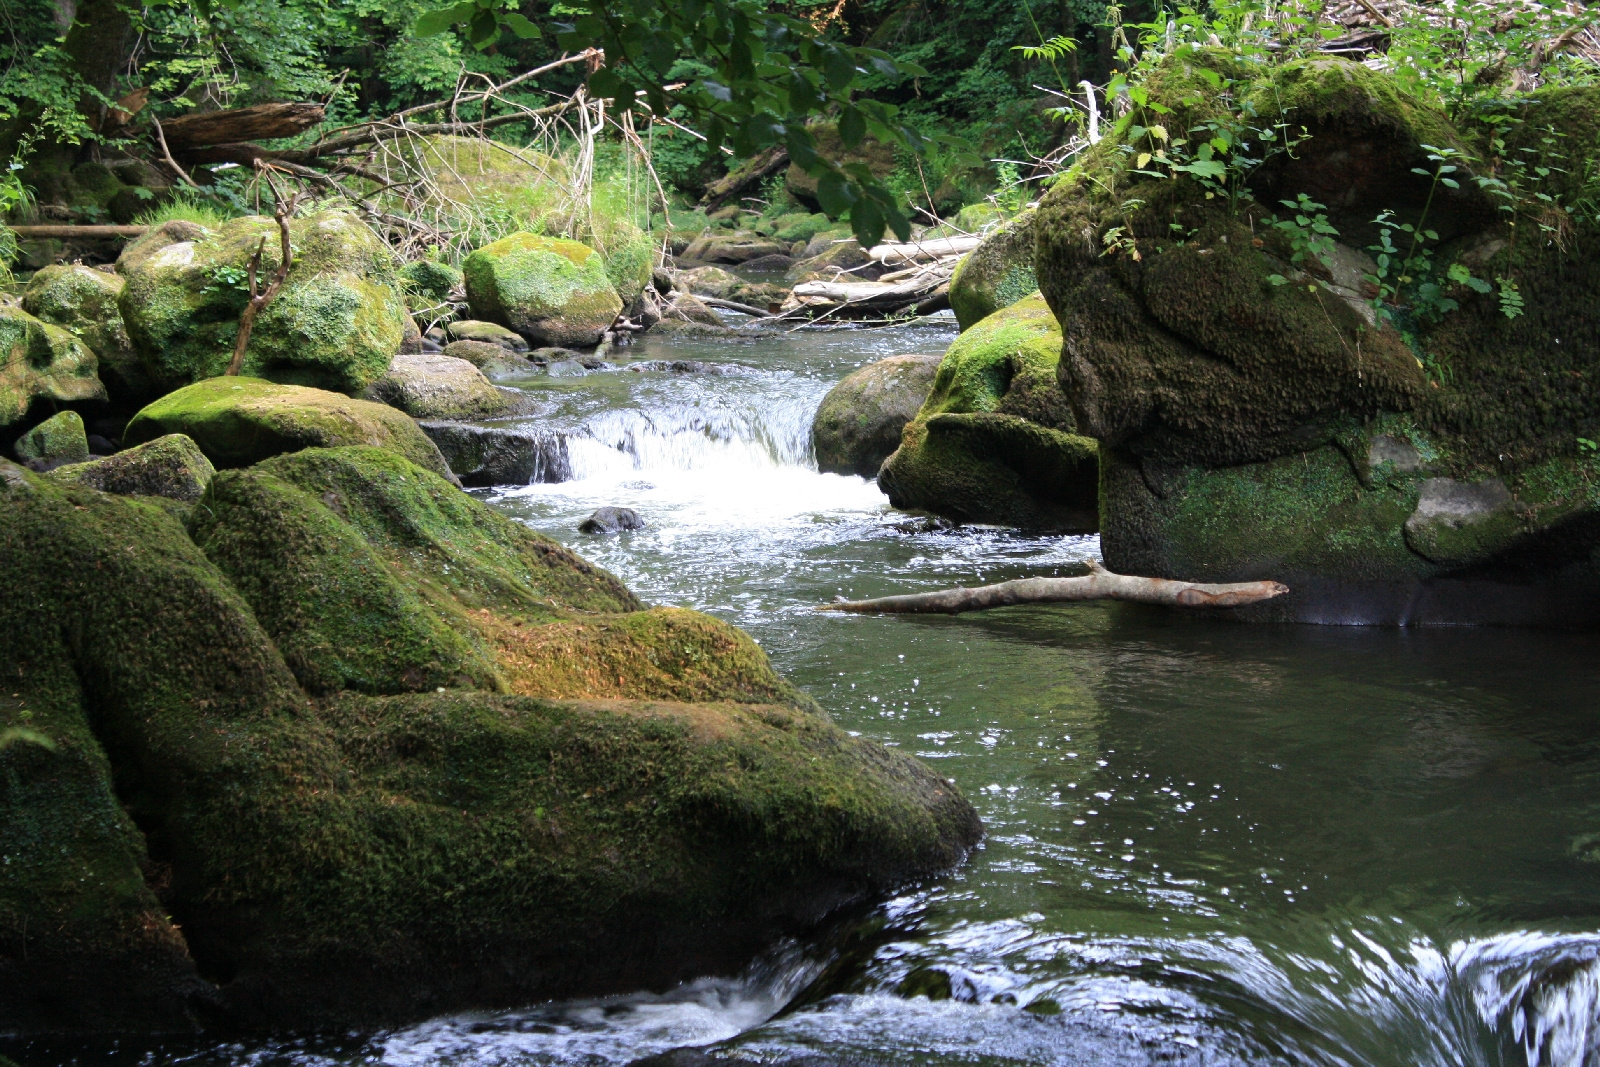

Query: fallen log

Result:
[866,236,982,264]
[700,296,772,317]
[9,224,148,239]
[160,102,326,148]
[698,144,789,210]
[784,276,946,318]
[818,559,1289,615]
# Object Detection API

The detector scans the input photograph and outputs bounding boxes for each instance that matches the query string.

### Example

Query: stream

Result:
[36,317,1600,1067]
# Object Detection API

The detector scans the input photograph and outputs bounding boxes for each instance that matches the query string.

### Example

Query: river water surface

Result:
[37,318,1600,1067]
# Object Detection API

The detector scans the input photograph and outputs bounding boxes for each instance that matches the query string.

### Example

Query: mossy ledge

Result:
[0,449,980,1034]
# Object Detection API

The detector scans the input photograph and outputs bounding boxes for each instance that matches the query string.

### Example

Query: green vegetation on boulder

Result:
[878,295,1096,531]
[51,433,215,502]
[14,410,89,467]
[813,354,941,477]
[447,319,528,352]
[123,377,454,478]
[1034,54,1600,621]
[463,233,623,347]
[21,265,146,399]
[0,450,980,1032]
[398,259,464,306]
[118,210,409,394]
[0,306,105,428]
[948,209,1038,331]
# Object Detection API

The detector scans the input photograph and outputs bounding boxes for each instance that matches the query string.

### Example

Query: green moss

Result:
[774,213,832,244]
[948,209,1039,330]
[21,265,146,400]
[0,307,105,427]
[601,222,655,307]
[0,456,980,1029]
[123,377,454,477]
[50,433,215,501]
[118,210,409,394]
[918,293,1073,429]
[14,410,88,465]
[462,232,623,347]
[399,259,464,306]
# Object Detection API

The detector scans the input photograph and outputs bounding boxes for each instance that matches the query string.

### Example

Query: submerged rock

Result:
[1036,56,1600,624]
[0,449,980,1034]
[948,209,1038,331]
[50,433,215,502]
[812,354,941,477]
[878,295,1097,531]
[117,210,410,395]
[463,233,623,347]
[123,377,454,478]
[0,306,105,428]
[419,420,572,486]
[14,410,90,469]
[364,352,511,420]
[579,506,645,534]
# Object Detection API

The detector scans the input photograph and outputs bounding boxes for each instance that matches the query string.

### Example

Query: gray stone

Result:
[1403,477,1519,564]
[579,506,645,534]
[418,421,571,487]
[50,433,215,502]
[1368,434,1424,471]
[813,355,942,477]
[364,352,511,420]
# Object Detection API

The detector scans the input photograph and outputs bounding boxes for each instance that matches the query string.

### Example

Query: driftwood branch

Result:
[226,170,299,377]
[817,559,1289,615]
[9,225,148,238]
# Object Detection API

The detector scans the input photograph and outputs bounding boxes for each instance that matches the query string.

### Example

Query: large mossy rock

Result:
[14,410,89,468]
[0,306,105,428]
[812,354,941,477]
[0,448,979,1033]
[51,433,216,502]
[123,377,454,478]
[118,210,409,394]
[948,209,1038,331]
[878,294,1098,531]
[463,233,623,347]
[21,264,146,399]
[1036,54,1600,624]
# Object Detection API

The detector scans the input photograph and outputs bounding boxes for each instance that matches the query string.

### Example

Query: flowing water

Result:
[22,318,1600,1067]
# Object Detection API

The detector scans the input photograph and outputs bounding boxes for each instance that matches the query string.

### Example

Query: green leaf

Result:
[414,1,476,37]
[814,170,858,216]
[502,12,541,39]
[849,197,885,247]
[838,107,866,148]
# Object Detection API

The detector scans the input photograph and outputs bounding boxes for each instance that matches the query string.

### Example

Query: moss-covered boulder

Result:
[1036,54,1600,623]
[118,210,409,394]
[0,307,105,428]
[0,449,980,1033]
[602,221,656,307]
[447,318,529,352]
[123,377,454,478]
[14,410,90,468]
[51,433,215,502]
[21,264,146,399]
[463,233,623,347]
[813,354,941,477]
[679,233,787,265]
[948,209,1038,331]
[398,259,463,306]
[878,295,1098,530]
[363,352,511,420]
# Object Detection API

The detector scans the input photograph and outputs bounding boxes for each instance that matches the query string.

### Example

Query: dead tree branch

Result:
[818,559,1290,615]
[227,168,300,377]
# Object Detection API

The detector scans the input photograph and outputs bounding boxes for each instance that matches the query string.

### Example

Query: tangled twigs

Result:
[227,166,301,377]
[817,559,1291,615]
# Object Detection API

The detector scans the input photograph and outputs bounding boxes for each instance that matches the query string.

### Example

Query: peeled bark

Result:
[784,276,947,318]
[818,559,1289,614]
[866,236,982,264]
[160,102,326,149]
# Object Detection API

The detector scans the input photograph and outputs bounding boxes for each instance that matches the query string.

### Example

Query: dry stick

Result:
[226,172,300,377]
[818,559,1290,615]
[150,113,200,189]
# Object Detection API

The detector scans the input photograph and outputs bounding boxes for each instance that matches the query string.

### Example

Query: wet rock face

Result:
[419,420,573,486]
[0,448,982,1035]
[579,506,646,534]
[812,354,941,478]
[1034,55,1600,623]
[463,233,623,348]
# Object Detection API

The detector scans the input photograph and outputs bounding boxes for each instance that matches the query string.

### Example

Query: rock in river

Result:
[579,506,646,534]
[0,446,981,1034]
[812,354,941,477]
[419,420,572,486]
[463,233,623,348]
[364,351,511,420]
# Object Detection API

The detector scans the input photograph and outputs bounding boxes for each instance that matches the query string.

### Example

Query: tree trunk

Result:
[698,145,790,210]
[160,102,326,149]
